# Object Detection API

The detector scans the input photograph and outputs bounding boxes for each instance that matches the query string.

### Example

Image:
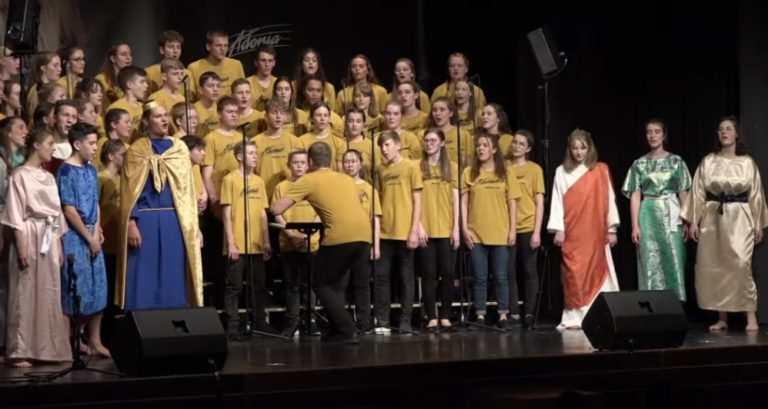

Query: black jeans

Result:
[341,249,373,328]
[282,251,315,321]
[313,242,370,337]
[374,240,415,326]
[416,238,456,320]
[225,254,267,332]
[508,232,539,316]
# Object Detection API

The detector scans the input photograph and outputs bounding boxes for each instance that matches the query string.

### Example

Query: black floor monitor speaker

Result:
[526,27,561,76]
[582,290,686,351]
[112,307,228,376]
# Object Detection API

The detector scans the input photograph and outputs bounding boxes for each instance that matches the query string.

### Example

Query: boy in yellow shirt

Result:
[202,96,242,216]
[194,71,221,137]
[221,140,277,339]
[272,150,321,337]
[374,131,423,333]
[106,66,148,142]
[232,78,263,138]
[188,30,244,98]
[170,102,199,138]
[247,45,277,112]
[145,30,190,94]
[182,135,208,215]
[252,99,301,199]
[148,58,185,113]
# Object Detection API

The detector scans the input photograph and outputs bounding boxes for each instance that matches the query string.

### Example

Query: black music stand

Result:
[284,222,324,336]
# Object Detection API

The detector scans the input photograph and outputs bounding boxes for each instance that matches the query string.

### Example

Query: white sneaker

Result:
[374,327,391,335]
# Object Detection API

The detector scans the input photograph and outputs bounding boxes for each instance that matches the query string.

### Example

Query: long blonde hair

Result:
[562,128,598,172]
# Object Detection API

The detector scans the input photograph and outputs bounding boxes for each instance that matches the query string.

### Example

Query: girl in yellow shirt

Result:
[461,133,522,329]
[291,48,336,112]
[397,81,429,135]
[339,108,373,181]
[416,128,459,331]
[390,58,430,113]
[272,76,307,137]
[480,103,514,160]
[352,82,382,137]
[96,42,133,105]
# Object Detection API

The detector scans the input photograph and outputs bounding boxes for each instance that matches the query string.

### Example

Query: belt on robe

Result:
[137,207,175,212]
[29,215,59,255]
[644,193,682,232]
[706,191,748,215]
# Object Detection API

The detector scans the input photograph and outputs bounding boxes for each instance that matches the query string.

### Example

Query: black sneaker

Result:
[398,321,413,334]
[282,319,301,338]
[498,319,511,330]
[322,331,360,344]
[252,320,281,336]
[523,314,534,329]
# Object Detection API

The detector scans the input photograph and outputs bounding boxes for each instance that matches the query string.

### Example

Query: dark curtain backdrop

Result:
[77,0,767,323]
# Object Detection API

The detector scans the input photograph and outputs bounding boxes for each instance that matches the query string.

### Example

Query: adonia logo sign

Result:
[228,24,292,58]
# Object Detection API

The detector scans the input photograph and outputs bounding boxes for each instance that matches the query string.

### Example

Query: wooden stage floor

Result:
[3,326,768,408]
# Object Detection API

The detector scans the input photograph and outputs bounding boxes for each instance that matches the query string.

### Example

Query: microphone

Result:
[469,74,481,86]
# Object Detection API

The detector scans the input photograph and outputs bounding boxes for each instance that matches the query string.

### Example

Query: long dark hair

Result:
[420,127,452,183]
[469,132,506,182]
[0,116,22,170]
[714,115,749,156]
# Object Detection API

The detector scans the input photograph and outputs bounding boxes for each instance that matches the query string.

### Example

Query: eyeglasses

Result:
[423,138,441,144]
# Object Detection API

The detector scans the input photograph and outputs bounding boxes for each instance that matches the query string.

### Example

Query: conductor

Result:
[271,142,371,343]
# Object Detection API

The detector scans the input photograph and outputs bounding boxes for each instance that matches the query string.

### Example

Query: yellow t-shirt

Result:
[93,138,130,170]
[236,109,265,138]
[148,88,185,112]
[354,179,382,220]
[272,179,320,253]
[462,166,523,245]
[106,98,143,142]
[145,64,192,95]
[389,90,431,113]
[510,161,545,233]
[284,168,372,246]
[194,100,219,138]
[298,132,344,171]
[430,82,487,109]
[335,83,389,116]
[498,133,514,160]
[252,131,302,199]
[401,111,429,135]
[202,128,243,196]
[192,163,204,202]
[187,57,245,98]
[56,74,82,99]
[95,72,123,105]
[421,162,459,238]
[247,75,277,111]
[376,158,423,240]
[98,171,120,255]
[220,171,268,255]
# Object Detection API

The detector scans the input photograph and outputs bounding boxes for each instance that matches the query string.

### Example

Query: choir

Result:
[0,28,765,362]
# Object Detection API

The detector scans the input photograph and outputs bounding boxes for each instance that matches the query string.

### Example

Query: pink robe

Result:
[1,166,71,362]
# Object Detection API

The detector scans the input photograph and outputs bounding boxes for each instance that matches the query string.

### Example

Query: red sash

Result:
[561,162,610,309]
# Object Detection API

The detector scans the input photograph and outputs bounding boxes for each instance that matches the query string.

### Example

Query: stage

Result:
[2,326,768,408]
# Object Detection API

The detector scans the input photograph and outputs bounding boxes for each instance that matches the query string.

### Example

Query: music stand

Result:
[274,222,324,336]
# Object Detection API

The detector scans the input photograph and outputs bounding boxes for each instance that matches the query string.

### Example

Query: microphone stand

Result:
[283,222,323,337]
[32,255,122,381]
[531,53,568,330]
[183,75,191,135]
[239,123,288,341]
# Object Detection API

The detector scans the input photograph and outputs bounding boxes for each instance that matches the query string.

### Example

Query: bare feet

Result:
[566,325,582,330]
[426,319,438,329]
[79,343,92,356]
[439,319,452,328]
[89,343,111,359]
[708,321,728,332]
[7,358,32,368]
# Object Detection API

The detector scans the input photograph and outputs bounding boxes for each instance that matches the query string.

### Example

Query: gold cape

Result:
[115,137,203,308]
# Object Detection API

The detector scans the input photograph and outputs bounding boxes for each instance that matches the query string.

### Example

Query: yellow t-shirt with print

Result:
[220,170,268,255]
[247,75,277,111]
[400,111,429,135]
[272,179,320,253]
[420,126,473,166]
[203,128,243,196]
[373,130,422,168]
[145,64,192,95]
[291,80,336,112]
[236,109,264,138]
[192,163,204,202]
[252,131,301,199]
[354,179,382,220]
[461,166,522,245]
[303,109,344,139]
[298,132,344,171]
[421,162,459,238]
[187,57,245,98]
[375,158,423,240]
[338,138,374,183]
[194,100,219,138]
[284,168,372,246]
[510,161,545,233]
[498,133,514,161]
[95,72,123,105]
[98,171,120,255]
